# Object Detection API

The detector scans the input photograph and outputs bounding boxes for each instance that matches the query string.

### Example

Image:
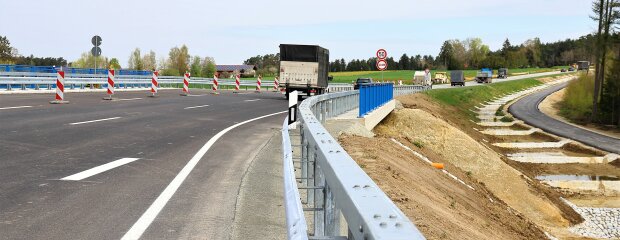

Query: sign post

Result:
[91,35,102,74]
[376,49,388,81]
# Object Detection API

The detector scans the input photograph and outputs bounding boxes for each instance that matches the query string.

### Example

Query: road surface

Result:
[509,82,620,154]
[0,90,287,239]
[433,70,569,89]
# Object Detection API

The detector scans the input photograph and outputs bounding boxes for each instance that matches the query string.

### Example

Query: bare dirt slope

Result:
[373,108,581,236]
[340,135,546,240]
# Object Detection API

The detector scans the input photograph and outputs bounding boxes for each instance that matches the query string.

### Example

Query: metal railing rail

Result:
[288,86,428,239]
[0,72,360,92]
[358,83,394,117]
[282,117,310,240]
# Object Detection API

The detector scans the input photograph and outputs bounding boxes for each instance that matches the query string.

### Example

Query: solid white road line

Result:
[183,104,209,110]
[121,110,287,240]
[61,158,140,181]
[118,98,143,101]
[244,99,261,102]
[69,117,121,125]
[0,105,32,110]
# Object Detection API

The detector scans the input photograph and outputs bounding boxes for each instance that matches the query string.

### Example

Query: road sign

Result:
[92,35,102,46]
[91,47,102,57]
[376,49,387,59]
[376,59,388,71]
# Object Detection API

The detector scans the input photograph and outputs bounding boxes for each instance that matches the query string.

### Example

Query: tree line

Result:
[126,46,217,77]
[326,36,607,72]
[0,36,217,77]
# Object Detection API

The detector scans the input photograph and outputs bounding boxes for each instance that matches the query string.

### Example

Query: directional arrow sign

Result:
[92,35,102,46]
[91,46,102,57]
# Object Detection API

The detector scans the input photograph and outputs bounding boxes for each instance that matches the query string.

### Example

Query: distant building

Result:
[216,65,256,76]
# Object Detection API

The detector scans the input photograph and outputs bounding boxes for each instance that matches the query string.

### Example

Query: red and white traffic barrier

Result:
[182,72,190,96]
[256,76,262,92]
[50,70,69,104]
[234,74,240,92]
[273,76,279,91]
[150,71,159,96]
[212,74,219,94]
[103,69,115,100]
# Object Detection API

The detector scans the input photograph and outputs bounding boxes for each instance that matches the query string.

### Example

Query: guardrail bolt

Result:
[389,214,397,219]
[395,222,402,228]
[373,214,381,219]
[379,222,387,228]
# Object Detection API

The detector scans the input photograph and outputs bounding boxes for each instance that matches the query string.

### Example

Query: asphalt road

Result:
[509,82,620,154]
[0,89,288,239]
[433,70,569,89]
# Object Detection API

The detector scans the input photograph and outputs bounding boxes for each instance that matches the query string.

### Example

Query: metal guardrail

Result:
[284,86,429,239]
[0,64,151,75]
[282,118,309,240]
[0,72,357,92]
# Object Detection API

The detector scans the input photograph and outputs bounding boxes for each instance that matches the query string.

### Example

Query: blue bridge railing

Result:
[359,83,394,117]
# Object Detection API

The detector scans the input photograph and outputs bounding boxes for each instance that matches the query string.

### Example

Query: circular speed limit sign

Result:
[376,59,388,71]
[376,49,387,59]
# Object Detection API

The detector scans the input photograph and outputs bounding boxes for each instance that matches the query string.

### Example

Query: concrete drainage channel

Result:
[474,76,620,239]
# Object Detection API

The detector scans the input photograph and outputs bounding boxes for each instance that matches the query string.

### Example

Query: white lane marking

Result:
[244,99,261,102]
[184,104,209,110]
[61,158,140,181]
[0,105,32,110]
[121,110,287,240]
[118,98,143,101]
[69,117,121,125]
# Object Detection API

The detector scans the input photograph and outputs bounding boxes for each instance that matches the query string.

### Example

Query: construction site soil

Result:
[336,93,620,239]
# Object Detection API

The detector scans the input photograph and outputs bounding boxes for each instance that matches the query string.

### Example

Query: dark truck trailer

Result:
[450,70,465,86]
[279,44,329,99]
[577,61,590,71]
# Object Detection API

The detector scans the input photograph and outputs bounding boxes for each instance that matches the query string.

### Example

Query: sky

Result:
[0,0,596,66]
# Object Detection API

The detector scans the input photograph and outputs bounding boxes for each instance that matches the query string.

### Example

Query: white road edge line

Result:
[61,158,140,181]
[118,98,143,101]
[244,99,261,102]
[0,105,32,110]
[184,104,209,109]
[69,117,121,125]
[121,110,287,240]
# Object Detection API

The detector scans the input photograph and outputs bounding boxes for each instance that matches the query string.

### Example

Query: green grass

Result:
[559,73,593,123]
[424,77,547,120]
[329,67,563,83]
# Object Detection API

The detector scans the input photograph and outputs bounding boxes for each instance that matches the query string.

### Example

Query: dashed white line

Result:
[244,99,261,102]
[184,104,209,109]
[69,117,121,125]
[0,105,32,110]
[118,98,143,101]
[120,110,287,240]
[61,158,140,181]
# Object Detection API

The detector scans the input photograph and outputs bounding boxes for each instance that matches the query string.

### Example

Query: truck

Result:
[279,44,330,99]
[577,61,590,71]
[433,72,449,84]
[450,70,465,86]
[413,71,425,85]
[497,68,508,79]
[475,68,493,83]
